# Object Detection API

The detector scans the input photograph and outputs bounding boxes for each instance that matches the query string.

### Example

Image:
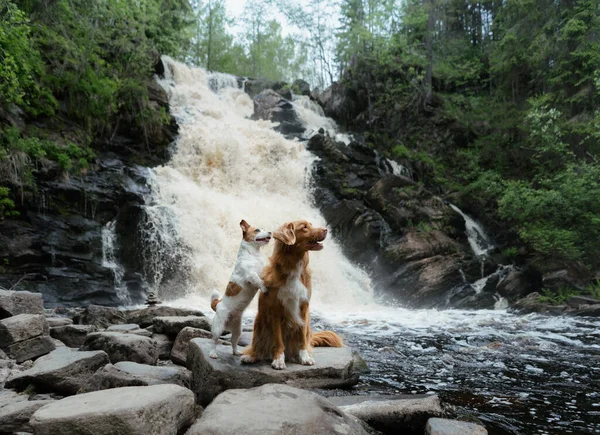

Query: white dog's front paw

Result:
[240,354,256,364]
[233,349,242,356]
[209,351,218,359]
[259,284,268,294]
[299,349,315,366]
[271,353,286,370]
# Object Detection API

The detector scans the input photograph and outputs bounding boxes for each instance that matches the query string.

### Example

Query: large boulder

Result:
[3,335,56,364]
[153,316,211,338]
[0,398,53,433]
[330,395,443,433]
[75,305,127,328]
[125,306,204,328]
[188,338,359,406]
[50,324,97,348]
[185,383,368,435]
[80,362,191,392]
[0,290,44,319]
[426,418,488,435]
[0,314,49,346]
[153,333,173,360]
[81,332,159,365]
[30,385,196,435]
[170,327,212,366]
[6,347,110,395]
[251,89,305,138]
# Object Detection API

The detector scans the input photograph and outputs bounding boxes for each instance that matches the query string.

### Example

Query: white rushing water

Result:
[147,56,373,313]
[449,204,494,257]
[101,220,130,304]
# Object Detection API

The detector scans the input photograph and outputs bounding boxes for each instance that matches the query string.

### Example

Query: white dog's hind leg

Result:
[209,310,226,359]
[230,317,243,356]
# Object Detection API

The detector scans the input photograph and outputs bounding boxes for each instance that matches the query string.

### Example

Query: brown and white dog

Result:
[209,220,271,359]
[240,220,343,370]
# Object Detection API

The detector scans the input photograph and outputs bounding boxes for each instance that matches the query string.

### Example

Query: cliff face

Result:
[0,72,177,308]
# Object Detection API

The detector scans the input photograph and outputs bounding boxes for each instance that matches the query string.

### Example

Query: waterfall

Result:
[387,159,412,179]
[291,95,352,144]
[449,204,494,258]
[101,220,131,304]
[146,56,373,311]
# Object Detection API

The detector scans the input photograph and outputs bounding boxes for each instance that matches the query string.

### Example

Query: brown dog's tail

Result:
[310,331,343,347]
[210,290,221,312]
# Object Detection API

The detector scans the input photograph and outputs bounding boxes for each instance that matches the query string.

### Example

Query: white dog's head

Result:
[240,219,271,247]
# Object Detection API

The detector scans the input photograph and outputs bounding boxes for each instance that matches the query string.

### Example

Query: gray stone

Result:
[30,385,196,435]
[153,316,211,338]
[106,324,140,332]
[79,364,148,392]
[75,305,127,328]
[46,317,73,328]
[0,314,49,347]
[50,324,97,348]
[426,418,488,435]
[188,338,359,406]
[115,361,190,388]
[337,395,443,433]
[126,307,205,328]
[153,334,173,360]
[170,327,212,366]
[4,335,56,363]
[0,290,44,318]
[82,332,159,365]
[6,347,110,395]
[185,383,368,435]
[0,399,53,433]
[567,295,600,308]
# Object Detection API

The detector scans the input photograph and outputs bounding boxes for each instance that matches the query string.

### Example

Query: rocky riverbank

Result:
[0,289,489,434]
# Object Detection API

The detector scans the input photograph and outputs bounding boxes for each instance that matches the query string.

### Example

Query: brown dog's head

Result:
[272,220,328,252]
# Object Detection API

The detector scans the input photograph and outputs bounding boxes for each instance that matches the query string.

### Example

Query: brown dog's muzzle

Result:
[306,228,327,251]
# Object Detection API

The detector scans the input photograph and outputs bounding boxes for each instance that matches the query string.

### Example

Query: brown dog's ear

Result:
[240,219,250,233]
[272,222,296,245]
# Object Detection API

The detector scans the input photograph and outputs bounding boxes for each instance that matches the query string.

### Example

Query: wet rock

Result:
[153,316,211,338]
[106,323,140,332]
[82,332,159,365]
[4,335,56,364]
[153,334,173,360]
[81,362,190,392]
[30,385,196,435]
[571,304,600,317]
[0,399,53,433]
[292,79,311,96]
[170,327,212,366]
[126,307,204,328]
[426,417,488,435]
[242,78,290,99]
[0,314,49,346]
[6,347,109,395]
[512,293,552,314]
[496,269,539,302]
[567,295,600,308]
[50,324,97,348]
[185,383,368,435]
[542,268,589,292]
[188,338,359,406]
[46,317,73,328]
[333,395,443,434]
[0,291,44,319]
[75,305,127,328]
[251,89,305,138]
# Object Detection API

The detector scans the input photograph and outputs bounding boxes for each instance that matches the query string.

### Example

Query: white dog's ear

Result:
[240,219,250,233]
[273,222,296,245]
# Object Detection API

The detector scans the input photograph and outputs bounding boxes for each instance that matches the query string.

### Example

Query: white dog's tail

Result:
[210,289,222,312]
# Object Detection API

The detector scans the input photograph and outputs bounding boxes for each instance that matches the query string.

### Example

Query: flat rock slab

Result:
[153,316,211,338]
[0,290,44,318]
[50,324,97,348]
[75,305,127,328]
[115,361,190,388]
[30,384,196,435]
[6,347,109,395]
[82,332,158,365]
[337,395,443,433]
[4,335,56,363]
[185,383,368,435]
[46,317,74,328]
[0,399,53,433]
[0,314,49,347]
[426,418,488,435]
[188,338,359,406]
[170,327,212,366]
[126,307,205,328]
[106,324,140,332]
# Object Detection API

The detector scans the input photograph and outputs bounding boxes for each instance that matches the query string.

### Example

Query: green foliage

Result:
[0,186,18,219]
[502,246,519,262]
[537,287,580,305]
